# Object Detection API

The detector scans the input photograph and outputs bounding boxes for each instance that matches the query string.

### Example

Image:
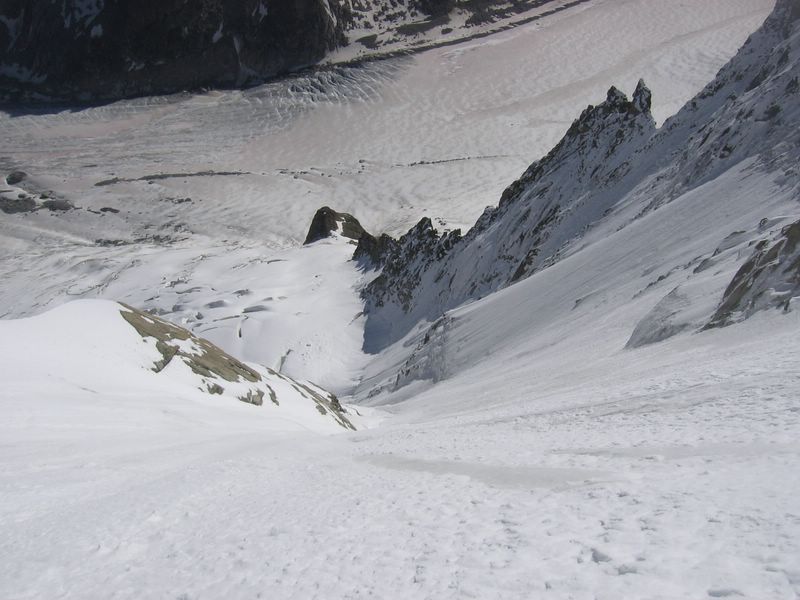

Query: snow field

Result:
[1,1,796,598]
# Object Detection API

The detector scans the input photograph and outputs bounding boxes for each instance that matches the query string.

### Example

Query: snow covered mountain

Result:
[359,0,800,353]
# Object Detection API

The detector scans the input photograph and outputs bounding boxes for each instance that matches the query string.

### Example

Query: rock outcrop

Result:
[120,303,355,429]
[353,232,398,266]
[304,206,370,245]
[707,219,800,328]
[5,171,26,185]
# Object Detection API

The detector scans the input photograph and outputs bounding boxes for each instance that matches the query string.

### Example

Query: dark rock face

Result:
[414,0,456,18]
[0,194,36,214]
[363,217,461,312]
[707,219,800,328]
[304,206,369,245]
[631,78,652,114]
[353,232,399,266]
[0,0,346,102]
[5,171,27,185]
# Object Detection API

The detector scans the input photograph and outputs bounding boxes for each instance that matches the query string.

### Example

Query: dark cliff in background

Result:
[0,0,347,103]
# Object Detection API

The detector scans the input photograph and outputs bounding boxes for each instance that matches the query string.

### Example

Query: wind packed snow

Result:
[2,0,798,599]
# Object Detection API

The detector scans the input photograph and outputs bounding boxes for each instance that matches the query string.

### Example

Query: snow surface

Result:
[2,1,798,599]
[2,305,797,598]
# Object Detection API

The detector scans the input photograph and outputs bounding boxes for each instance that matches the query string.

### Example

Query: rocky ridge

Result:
[707,218,800,328]
[360,80,656,348]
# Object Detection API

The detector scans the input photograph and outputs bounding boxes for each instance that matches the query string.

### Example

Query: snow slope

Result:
[2,307,797,599]
[0,299,357,434]
[2,1,799,599]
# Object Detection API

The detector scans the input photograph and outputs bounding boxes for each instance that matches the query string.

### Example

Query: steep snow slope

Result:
[358,157,799,399]
[2,295,798,599]
[2,2,799,599]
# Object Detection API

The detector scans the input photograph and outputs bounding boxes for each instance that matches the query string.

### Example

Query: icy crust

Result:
[361,0,800,350]
[0,300,355,432]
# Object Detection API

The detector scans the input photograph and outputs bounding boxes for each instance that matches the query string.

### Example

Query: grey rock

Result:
[5,171,27,185]
[0,194,36,214]
[706,219,800,328]
[304,206,369,245]
[41,199,74,211]
[354,232,399,267]
[632,79,652,114]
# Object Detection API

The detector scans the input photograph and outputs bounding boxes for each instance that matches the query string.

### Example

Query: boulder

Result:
[0,194,36,214]
[5,171,27,185]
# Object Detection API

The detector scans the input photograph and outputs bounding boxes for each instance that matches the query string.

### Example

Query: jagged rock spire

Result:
[605,86,628,108]
[632,79,652,114]
[601,81,651,114]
